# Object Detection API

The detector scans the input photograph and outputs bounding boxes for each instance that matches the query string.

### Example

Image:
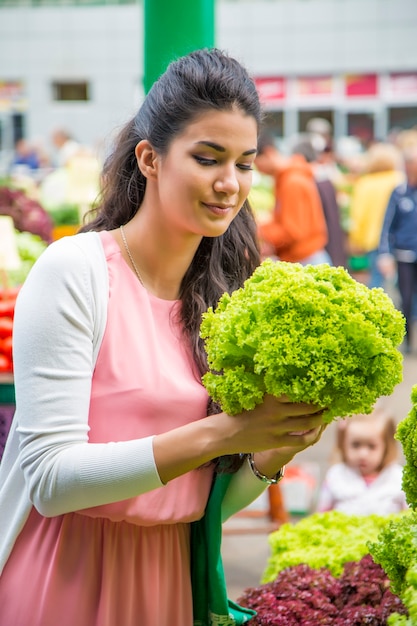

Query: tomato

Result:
[0,353,11,372]
[0,317,13,339]
[1,335,13,360]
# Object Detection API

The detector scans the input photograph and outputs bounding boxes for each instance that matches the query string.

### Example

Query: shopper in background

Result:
[255,134,331,265]
[316,408,408,515]
[348,142,404,288]
[0,49,326,626]
[10,137,41,172]
[291,134,348,268]
[305,117,333,153]
[51,128,81,167]
[378,144,417,354]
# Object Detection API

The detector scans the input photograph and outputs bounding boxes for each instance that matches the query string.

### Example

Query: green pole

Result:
[143,0,215,94]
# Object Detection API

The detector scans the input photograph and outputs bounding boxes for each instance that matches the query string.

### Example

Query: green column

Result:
[143,0,215,94]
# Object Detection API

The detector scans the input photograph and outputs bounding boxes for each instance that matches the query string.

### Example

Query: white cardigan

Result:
[0,232,265,573]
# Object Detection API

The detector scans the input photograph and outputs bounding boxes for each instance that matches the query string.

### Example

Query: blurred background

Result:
[0,0,416,172]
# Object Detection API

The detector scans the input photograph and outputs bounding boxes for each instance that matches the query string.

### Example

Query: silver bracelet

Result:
[247,453,286,485]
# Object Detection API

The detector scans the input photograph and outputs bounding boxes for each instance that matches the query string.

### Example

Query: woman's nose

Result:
[213,165,239,194]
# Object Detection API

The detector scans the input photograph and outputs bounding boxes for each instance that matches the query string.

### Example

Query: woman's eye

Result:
[237,163,254,171]
[193,156,216,166]
[193,155,253,171]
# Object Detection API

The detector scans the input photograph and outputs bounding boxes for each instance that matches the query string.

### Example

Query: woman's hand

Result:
[229,394,327,481]
[229,394,325,453]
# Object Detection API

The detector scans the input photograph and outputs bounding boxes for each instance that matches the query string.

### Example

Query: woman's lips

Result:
[202,202,233,216]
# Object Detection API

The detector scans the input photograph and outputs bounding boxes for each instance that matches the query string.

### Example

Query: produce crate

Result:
[0,375,15,461]
[0,404,15,461]
[0,375,15,404]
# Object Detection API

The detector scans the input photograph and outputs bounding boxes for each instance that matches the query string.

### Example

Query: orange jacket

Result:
[258,154,328,263]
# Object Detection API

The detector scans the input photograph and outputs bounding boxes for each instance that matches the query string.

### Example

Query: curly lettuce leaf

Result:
[368,511,417,600]
[201,259,405,421]
[396,386,417,509]
[263,511,395,582]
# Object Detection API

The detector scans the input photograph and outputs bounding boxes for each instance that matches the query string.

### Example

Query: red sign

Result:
[254,77,286,104]
[345,74,378,97]
[295,76,334,97]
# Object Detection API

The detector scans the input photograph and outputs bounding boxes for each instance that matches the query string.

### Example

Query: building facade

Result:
[0,0,416,168]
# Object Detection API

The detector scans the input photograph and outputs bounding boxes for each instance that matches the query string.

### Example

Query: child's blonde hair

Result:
[334,408,399,470]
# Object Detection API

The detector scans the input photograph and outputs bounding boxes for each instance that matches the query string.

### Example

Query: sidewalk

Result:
[221,350,417,602]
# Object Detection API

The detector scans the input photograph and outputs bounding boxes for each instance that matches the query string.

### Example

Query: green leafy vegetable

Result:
[201,259,405,422]
[6,231,48,286]
[368,511,417,599]
[368,387,417,624]
[262,511,394,582]
[395,386,417,509]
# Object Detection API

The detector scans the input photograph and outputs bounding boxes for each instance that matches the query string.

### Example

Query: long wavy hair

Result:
[81,48,263,471]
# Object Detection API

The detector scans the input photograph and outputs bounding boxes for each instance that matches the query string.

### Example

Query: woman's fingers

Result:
[281,411,325,432]
[263,394,324,417]
[273,424,325,452]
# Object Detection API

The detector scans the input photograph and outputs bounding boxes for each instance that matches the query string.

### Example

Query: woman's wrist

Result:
[249,450,293,483]
[248,453,285,485]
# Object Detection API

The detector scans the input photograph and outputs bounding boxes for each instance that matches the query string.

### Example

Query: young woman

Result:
[316,408,408,515]
[0,49,325,625]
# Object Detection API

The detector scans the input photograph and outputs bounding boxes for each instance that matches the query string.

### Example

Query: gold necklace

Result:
[120,224,144,285]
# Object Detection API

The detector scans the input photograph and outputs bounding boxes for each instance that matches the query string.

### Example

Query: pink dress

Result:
[0,231,214,626]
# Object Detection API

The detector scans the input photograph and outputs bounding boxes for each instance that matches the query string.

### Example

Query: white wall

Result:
[217,0,417,75]
[0,0,416,160]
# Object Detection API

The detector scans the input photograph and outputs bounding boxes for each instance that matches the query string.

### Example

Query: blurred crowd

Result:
[251,118,417,355]
[6,128,102,227]
[4,119,417,353]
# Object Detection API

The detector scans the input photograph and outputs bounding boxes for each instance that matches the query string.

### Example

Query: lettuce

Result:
[368,511,417,599]
[263,511,394,581]
[239,555,407,625]
[200,259,405,422]
[395,386,417,509]
[368,388,417,623]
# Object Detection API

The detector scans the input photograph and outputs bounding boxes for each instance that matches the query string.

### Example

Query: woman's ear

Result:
[135,139,159,179]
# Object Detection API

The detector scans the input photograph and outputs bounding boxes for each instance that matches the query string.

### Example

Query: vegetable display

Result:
[8,231,48,287]
[368,386,417,625]
[238,512,408,624]
[0,286,20,373]
[237,555,407,625]
[262,511,395,582]
[394,385,417,509]
[200,259,405,422]
[0,186,53,243]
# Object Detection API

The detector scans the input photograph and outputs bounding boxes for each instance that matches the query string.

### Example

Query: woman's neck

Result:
[116,212,202,300]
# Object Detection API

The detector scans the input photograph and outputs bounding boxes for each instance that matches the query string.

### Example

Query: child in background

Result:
[316,408,408,515]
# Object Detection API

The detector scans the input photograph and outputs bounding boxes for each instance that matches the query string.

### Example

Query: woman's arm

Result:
[14,238,163,517]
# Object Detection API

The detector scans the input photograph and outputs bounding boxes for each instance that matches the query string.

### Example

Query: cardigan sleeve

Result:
[13,234,163,518]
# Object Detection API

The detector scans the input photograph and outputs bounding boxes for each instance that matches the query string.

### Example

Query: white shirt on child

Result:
[316,462,408,515]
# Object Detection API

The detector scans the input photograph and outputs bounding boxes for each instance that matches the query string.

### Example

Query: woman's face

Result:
[151,106,258,239]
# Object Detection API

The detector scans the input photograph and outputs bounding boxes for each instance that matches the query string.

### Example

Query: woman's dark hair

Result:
[81,48,262,471]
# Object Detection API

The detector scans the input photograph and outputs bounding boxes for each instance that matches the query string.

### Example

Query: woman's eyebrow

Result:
[194,140,257,156]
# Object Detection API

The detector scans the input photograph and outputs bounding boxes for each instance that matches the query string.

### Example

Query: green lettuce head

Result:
[200,259,405,422]
[395,385,417,509]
